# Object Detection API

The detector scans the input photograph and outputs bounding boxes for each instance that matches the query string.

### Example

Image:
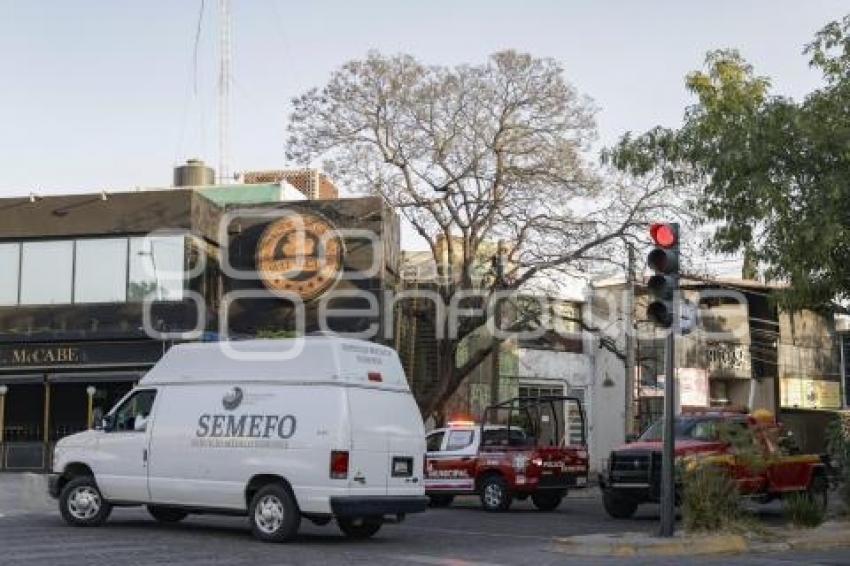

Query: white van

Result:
[48,337,427,542]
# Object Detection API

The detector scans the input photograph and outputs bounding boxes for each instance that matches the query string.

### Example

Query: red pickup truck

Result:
[599,409,829,519]
[425,396,589,512]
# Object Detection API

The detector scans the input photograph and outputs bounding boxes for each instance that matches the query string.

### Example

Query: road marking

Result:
[397,524,553,541]
[389,554,505,566]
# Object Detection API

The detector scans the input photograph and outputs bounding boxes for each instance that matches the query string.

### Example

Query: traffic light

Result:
[646,223,679,328]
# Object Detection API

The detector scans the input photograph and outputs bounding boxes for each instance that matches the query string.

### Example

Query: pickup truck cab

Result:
[599,409,829,519]
[425,396,588,512]
[48,337,428,542]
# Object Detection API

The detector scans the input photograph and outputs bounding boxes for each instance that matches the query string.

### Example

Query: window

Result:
[74,238,128,303]
[426,431,445,452]
[20,241,74,305]
[445,429,474,451]
[111,389,157,433]
[129,236,185,301]
[0,243,19,305]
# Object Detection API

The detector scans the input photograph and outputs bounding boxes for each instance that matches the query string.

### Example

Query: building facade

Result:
[591,277,846,455]
[0,183,398,471]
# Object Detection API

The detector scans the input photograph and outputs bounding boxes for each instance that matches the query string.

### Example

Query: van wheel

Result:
[147,506,188,523]
[531,491,564,511]
[428,494,455,508]
[59,476,112,527]
[602,489,638,519]
[480,475,512,512]
[249,484,301,543]
[337,517,383,539]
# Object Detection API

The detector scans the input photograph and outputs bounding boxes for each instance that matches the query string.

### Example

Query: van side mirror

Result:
[100,414,115,432]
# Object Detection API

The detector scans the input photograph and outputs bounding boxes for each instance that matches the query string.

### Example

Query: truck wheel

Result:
[602,490,638,519]
[428,494,455,508]
[59,476,112,527]
[807,474,829,513]
[249,484,301,543]
[531,491,564,511]
[480,475,512,512]
[147,506,188,523]
[337,517,383,539]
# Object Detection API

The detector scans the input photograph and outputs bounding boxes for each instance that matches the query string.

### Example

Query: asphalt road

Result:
[1,481,849,565]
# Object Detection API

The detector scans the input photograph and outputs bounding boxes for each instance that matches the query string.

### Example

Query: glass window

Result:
[20,241,73,305]
[426,431,445,452]
[111,389,157,433]
[128,236,186,301]
[0,243,19,305]
[446,429,474,451]
[74,238,128,303]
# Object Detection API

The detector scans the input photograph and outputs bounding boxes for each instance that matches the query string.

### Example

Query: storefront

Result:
[0,185,400,471]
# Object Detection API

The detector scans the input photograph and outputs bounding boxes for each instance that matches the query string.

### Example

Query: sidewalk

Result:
[0,473,53,517]
[551,521,850,558]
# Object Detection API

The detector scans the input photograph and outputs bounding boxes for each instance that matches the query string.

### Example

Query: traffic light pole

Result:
[659,299,676,537]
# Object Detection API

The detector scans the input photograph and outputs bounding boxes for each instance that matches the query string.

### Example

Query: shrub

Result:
[826,415,850,512]
[682,464,745,533]
[784,492,826,528]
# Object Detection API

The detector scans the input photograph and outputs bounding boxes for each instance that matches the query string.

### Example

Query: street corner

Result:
[782,520,850,551]
[550,531,748,558]
[550,521,850,558]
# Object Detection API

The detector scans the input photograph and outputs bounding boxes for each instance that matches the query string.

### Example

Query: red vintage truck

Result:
[424,396,589,512]
[599,409,830,518]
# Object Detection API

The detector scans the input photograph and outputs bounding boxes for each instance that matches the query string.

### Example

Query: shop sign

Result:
[781,377,841,409]
[255,212,343,301]
[705,343,751,378]
[0,341,163,370]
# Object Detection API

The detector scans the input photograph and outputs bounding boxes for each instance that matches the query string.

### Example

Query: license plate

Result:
[392,457,413,477]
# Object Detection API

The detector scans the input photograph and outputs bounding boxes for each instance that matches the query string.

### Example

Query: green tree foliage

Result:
[606,15,850,308]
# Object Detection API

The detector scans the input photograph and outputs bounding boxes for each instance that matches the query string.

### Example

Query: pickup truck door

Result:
[95,389,157,503]
[425,428,477,493]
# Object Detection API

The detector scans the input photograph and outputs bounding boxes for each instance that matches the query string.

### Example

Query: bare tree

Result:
[287,50,676,417]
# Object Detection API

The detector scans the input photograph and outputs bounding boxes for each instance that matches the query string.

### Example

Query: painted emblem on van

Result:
[222,387,244,411]
[255,212,343,301]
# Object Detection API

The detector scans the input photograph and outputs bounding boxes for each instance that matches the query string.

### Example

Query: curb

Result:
[551,522,850,557]
[552,533,748,557]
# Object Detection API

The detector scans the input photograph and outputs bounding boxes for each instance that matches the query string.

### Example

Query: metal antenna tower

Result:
[218,0,231,183]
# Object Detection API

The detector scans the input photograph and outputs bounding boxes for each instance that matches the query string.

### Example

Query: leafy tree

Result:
[287,51,678,417]
[607,16,850,308]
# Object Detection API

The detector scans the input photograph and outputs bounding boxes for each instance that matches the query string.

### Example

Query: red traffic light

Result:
[650,223,677,248]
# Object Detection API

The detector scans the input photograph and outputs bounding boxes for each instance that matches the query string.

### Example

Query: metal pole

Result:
[624,244,636,436]
[86,386,96,430]
[659,307,677,536]
[0,387,6,444]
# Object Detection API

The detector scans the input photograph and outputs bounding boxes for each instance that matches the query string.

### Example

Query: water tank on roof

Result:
[174,159,215,187]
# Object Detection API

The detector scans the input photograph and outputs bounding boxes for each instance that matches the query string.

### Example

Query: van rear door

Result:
[383,392,425,496]
[346,387,391,496]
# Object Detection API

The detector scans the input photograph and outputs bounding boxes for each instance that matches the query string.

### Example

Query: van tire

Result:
[531,491,564,511]
[428,494,455,508]
[248,484,301,543]
[479,475,512,512]
[147,506,188,523]
[59,476,112,527]
[337,517,383,539]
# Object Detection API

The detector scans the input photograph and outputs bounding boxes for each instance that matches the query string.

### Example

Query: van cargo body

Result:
[48,337,428,542]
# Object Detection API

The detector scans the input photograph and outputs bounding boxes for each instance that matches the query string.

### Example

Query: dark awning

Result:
[0,374,44,384]
[47,371,144,384]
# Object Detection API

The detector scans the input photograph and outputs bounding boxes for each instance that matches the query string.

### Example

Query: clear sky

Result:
[0,1,846,199]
